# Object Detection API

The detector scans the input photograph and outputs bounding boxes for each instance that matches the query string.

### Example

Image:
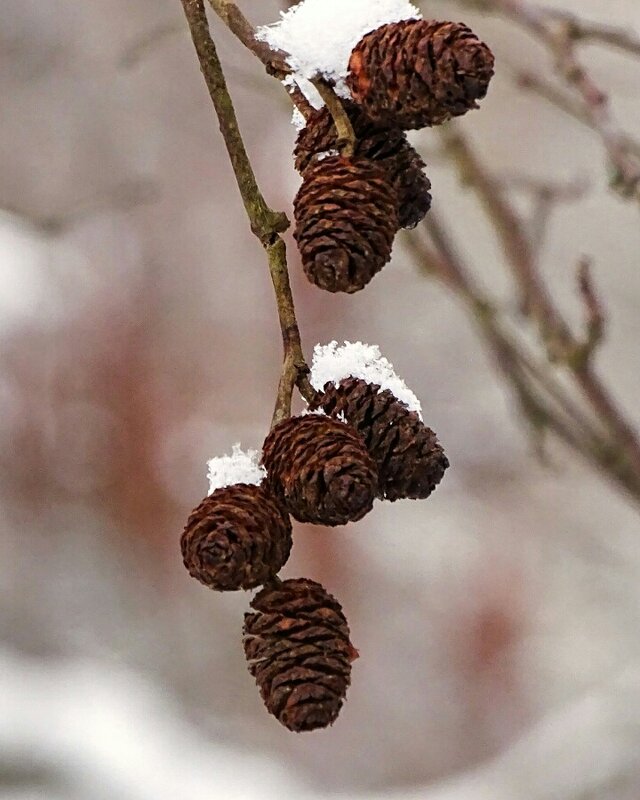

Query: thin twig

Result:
[451,0,640,199]
[403,218,640,504]
[545,9,640,59]
[310,78,356,157]
[179,0,314,428]
[511,67,640,163]
[206,0,314,118]
[440,124,575,359]
[207,0,289,73]
[575,257,606,366]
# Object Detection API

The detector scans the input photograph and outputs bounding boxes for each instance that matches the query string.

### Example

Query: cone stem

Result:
[311,78,357,158]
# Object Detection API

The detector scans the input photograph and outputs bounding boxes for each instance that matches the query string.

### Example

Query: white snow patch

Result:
[206,444,266,494]
[257,0,421,105]
[310,341,422,418]
[302,406,348,423]
[291,105,308,131]
[316,148,340,161]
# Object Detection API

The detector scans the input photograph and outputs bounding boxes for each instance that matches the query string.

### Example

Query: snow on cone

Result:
[309,342,449,501]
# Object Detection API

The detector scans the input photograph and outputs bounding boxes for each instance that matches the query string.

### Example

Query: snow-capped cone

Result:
[347,19,495,130]
[310,377,448,501]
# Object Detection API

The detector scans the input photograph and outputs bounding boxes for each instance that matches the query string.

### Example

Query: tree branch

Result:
[450,0,640,200]
[404,217,640,504]
[440,122,640,478]
[206,0,314,118]
[511,67,640,163]
[179,0,314,428]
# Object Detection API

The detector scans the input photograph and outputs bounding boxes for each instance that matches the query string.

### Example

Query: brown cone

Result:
[181,483,292,591]
[243,578,357,732]
[310,377,449,502]
[294,102,431,229]
[293,155,399,293]
[347,19,495,130]
[262,414,377,526]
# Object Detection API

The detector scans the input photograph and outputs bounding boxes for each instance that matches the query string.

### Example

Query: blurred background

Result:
[1,0,640,798]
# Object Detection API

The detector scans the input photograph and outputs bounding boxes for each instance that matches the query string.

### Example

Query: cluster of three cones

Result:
[294,18,494,293]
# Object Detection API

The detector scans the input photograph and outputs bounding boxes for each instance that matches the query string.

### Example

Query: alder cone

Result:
[294,102,431,229]
[293,156,398,293]
[181,484,292,591]
[347,19,495,130]
[262,414,377,526]
[243,578,357,732]
[311,377,449,501]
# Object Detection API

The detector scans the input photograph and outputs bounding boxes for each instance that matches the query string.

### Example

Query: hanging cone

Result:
[181,483,292,591]
[243,578,357,732]
[293,155,399,293]
[347,19,495,130]
[262,413,377,526]
[294,102,431,229]
[310,377,449,501]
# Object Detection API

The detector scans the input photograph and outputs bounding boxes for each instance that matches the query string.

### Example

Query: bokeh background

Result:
[2,0,640,798]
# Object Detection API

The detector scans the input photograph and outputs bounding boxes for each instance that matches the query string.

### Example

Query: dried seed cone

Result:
[347,19,495,130]
[293,156,399,293]
[262,414,377,526]
[311,377,449,502]
[294,102,431,229]
[181,483,292,591]
[243,578,357,732]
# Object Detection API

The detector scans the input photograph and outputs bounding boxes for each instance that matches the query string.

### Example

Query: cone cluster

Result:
[294,101,432,230]
[179,369,448,730]
[179,9,492,735]
[293,17,494,293]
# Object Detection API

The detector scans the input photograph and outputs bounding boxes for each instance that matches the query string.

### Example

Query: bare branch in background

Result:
[405,214,640,503]
[438,119,640,492]
[450,0,640,199]
[511,68,640,160]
